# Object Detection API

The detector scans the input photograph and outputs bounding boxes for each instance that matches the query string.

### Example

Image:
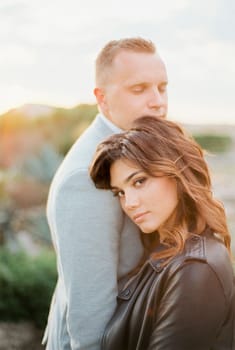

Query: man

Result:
[43,37,168,349]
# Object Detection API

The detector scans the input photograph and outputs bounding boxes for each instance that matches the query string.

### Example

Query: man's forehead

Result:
[113,50,160,65]
[111,51,165,74]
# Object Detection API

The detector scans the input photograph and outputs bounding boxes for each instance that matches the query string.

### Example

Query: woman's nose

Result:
[124,192,139,210]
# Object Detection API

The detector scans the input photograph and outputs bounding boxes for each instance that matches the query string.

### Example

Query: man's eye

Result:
[159,85,167,93]
[132,86,144,93]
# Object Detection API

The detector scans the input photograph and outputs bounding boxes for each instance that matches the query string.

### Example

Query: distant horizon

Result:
[1,101,235,127]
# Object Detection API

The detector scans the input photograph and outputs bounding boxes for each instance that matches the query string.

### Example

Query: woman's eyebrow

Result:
[124,171,142,183]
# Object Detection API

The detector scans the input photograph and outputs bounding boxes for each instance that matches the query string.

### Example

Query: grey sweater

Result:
[42,114,143,349]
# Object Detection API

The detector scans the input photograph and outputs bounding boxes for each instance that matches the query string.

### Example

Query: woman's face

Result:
[110,159,178,233]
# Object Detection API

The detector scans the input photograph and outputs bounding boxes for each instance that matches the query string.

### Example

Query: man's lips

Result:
[132,212,149,223]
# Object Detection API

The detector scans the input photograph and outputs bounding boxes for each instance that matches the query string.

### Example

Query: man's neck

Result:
[99,113,123,133]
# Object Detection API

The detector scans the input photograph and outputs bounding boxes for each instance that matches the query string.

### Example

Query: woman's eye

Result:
[134,178,146,187]
[112,191,125,198]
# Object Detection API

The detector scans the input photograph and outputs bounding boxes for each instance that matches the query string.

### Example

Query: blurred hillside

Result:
[0,103,98,168]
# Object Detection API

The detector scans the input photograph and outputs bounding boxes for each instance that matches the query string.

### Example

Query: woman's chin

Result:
[139,226,157,234]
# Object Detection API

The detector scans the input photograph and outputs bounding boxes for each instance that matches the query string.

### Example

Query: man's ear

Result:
[94,87,107,111]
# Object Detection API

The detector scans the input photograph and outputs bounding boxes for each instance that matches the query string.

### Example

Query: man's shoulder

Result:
[52,115,115,185]
[77,113,116,147]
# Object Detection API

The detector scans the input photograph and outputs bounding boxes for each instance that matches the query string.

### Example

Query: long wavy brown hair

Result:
[90,116,231,262]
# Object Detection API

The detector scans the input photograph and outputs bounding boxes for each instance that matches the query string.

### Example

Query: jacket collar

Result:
[149,231,209,273]
[118,229,211,300]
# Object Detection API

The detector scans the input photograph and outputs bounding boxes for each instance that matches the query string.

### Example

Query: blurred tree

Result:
[193,134,232,153]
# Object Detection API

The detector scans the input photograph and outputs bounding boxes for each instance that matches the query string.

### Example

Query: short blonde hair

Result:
[95,37,156,86]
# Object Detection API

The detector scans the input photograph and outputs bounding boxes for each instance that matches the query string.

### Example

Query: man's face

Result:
[95,50,168,130]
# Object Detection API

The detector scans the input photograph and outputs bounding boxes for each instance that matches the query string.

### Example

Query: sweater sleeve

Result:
[52,170,125,350]
[148,260,228,350]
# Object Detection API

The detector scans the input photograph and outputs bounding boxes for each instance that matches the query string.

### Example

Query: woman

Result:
[90,116,235,350]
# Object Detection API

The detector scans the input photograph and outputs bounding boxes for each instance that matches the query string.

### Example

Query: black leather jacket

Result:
[101,231,235,350]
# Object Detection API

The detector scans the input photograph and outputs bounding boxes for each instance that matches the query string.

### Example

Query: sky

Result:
[0,0,235,124]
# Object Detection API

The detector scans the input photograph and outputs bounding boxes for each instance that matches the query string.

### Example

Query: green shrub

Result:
[0,248,56,328]
[193,134,232,153]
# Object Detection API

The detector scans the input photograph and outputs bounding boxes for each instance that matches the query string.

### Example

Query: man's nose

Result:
[148,87,164,109]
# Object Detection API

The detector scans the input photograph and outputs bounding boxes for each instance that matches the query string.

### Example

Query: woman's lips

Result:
[133,212,149,223]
